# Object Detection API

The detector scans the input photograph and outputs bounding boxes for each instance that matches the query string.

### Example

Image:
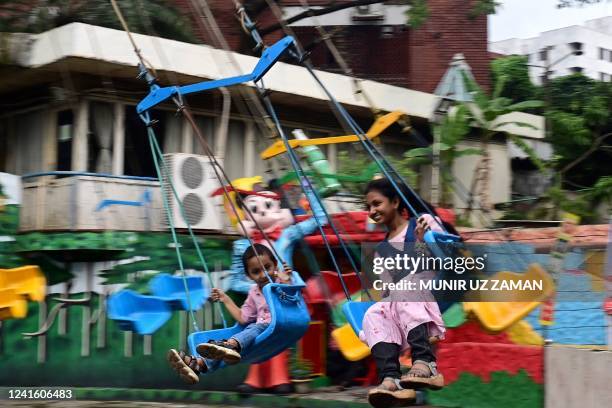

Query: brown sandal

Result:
[399,360,444,390]
[368,377,416,408]
[166,349,207,384]
[196,340,241,364]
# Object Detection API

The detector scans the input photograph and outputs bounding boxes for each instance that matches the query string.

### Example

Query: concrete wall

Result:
[545,346,612,408]
[451,140,511,209]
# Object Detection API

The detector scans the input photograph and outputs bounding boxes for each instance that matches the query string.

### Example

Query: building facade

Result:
[490,16,612,84]
[174,0,491,93]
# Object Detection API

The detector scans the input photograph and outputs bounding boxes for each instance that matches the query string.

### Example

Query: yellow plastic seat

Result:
[0,266,46,302]
[0,288,27,320]
[332,323,371,361]
[463,264,555,332]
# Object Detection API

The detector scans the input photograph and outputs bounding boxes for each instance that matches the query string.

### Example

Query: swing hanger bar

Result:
[260,110,406,159]
[136,36,295,116]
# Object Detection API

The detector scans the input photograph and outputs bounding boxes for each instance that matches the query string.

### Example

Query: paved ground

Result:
[3,402,247,408]
[1,386,430,407]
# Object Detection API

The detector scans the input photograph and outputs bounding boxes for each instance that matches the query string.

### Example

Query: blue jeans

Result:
[231,323,269,352]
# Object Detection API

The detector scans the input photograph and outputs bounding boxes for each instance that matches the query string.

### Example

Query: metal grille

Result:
[181,156,204,189]
[182,192,205,226]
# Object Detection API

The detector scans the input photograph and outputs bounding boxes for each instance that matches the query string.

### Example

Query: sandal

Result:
[196,340,241,364]
[368,377,416,408]
[399,360,444,390]
[166,349,207,384]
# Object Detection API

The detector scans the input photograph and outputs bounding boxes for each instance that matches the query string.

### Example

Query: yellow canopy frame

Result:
[260,111,406,159]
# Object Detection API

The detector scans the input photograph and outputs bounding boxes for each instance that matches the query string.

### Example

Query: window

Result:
[569,67,583,74]
[57,110,73,172]
[123,107,165,178]
[540,71,554,84]
[599,47,605,60]
[224,120,246,180]
[539,49,548,61]
[601,72,611,82]
[88,102,114,173]
[193,115,216,155]
[568,42,583,56]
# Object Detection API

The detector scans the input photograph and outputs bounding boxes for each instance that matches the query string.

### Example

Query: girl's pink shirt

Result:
[360,214,446,350]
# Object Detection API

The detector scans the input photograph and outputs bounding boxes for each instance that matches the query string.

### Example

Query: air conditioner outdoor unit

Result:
[162,153,224,232]
[352,4,384,22]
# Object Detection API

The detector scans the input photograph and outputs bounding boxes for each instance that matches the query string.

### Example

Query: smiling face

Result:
[245,253,277,289]
[366,189,400,226]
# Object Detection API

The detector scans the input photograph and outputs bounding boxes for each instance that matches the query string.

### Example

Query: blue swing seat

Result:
[149,273,210,311]
[187,272,310,371]
[342,300,375,335]
[107,290,172,335]
[424,230,461,260]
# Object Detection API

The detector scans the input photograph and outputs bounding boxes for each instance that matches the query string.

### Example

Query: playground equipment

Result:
[149,273,210,311]
[108,274,210,335]
[0,265,46,302]
[0,288,27,320]
[107,290,172,335]
[187,272,310,369]
[463,264,555,332]
[0,266,46,320]
[260,111,405,160]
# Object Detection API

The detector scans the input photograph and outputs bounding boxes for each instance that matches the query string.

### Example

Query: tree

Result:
[491,56,537,104]
[462,73,544,214]
[544,74,612,189]
[406,105,480,207]
[0,0,196,43]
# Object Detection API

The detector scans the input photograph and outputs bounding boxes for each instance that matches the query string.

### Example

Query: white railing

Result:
[20,172,164,232]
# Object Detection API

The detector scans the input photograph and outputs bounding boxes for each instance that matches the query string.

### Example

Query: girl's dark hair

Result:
[364,178,436,216]
[364,178,460,235]
[242,243,275,275]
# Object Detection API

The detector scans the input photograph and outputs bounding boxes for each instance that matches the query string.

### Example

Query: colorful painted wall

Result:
[1,199,245,390]
[428,235,610,408]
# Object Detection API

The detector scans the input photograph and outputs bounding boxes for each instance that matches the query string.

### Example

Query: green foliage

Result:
[405,0,430,28]
[491,56,537,104]
[460,71,544,212]
[0,205,21,268]
[428,370,542,408]
[406,105,477,206]
[545,75,611,125]
[545,74,612,189]
[0,204,19,236]
[469,0,502,19]
[405,0,499,28]
[0,0,197,43]
[586,176,612,204]
[289,348,314,380]
[337,150,420,195]
[463,72,544,130]
[542,186,595,222]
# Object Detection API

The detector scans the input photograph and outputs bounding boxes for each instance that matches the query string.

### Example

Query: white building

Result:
[490,16,612,84]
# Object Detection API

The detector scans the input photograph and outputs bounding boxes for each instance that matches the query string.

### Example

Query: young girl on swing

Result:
[363,178,447,407]
[167,243,291,384]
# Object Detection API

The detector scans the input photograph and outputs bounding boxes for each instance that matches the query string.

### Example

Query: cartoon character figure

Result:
[214,176,327,394]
